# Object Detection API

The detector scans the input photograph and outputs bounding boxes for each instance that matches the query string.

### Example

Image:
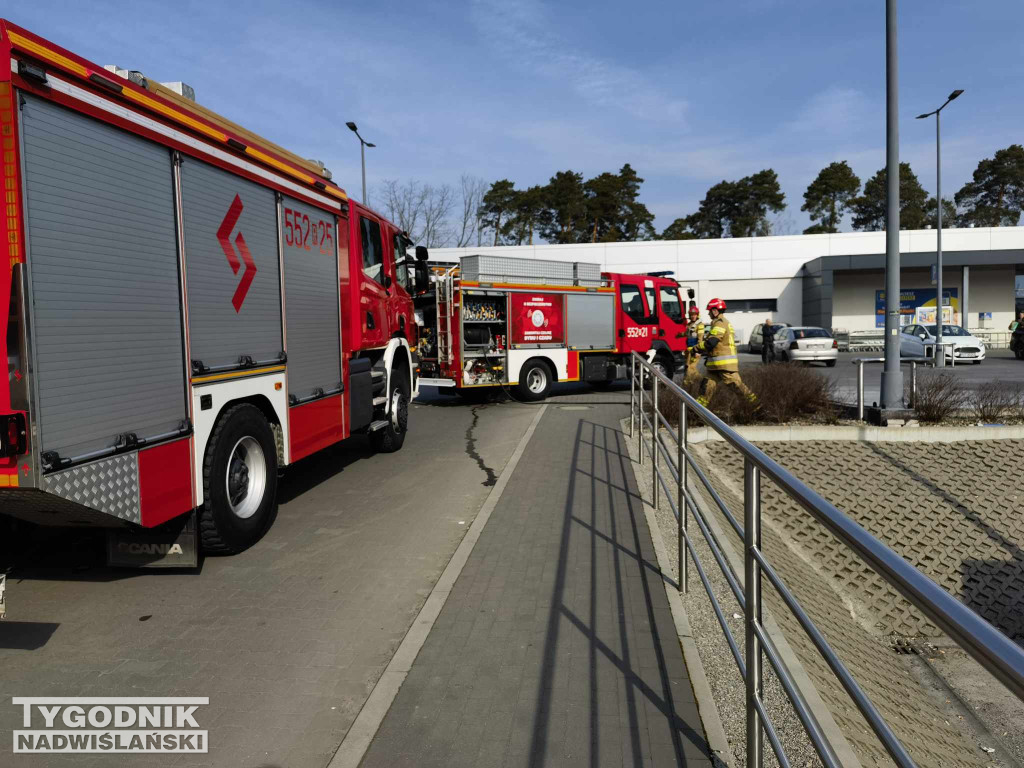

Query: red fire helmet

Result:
[706,298,727,311]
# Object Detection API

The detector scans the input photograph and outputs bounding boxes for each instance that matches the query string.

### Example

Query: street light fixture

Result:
[916,89,963,368]
[346,121,376,206]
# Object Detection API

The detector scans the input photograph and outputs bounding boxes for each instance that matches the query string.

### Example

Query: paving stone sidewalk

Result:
[359,402,712,768]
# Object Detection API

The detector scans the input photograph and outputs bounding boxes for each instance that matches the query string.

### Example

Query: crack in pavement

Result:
[465,405,498,487]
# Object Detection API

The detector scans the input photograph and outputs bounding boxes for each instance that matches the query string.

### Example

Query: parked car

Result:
[748,322,791,353]
[899,324,985,364]
[1012,326,1024,360]
[773,326,838,366]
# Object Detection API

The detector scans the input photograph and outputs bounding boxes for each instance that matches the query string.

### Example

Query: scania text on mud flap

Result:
[0,21,423,602]
[414,254,689,400]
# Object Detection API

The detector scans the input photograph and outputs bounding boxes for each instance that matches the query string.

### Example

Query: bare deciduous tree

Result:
[375,179,455,248]
[455,174,487,248]
[419,183,454,248]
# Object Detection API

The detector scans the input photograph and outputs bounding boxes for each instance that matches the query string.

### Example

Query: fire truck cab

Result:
[0,20,419,563]
[415,255,688,400]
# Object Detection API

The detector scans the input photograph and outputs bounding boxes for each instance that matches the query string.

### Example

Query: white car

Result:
[773,326,838,366]
[899,324,985,364]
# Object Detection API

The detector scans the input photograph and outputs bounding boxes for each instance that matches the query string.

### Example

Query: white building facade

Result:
[433,227,1024,345]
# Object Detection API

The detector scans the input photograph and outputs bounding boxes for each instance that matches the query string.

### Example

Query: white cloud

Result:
[470,0,686,124]
[785,85,875,137]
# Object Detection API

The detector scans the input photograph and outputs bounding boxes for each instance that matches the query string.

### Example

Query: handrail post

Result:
[744,458,763,768]
[857,360,865,421]
[638,364,644,466]
[910,361,917,409]
[629,356,635,438]
[679,399,687,594]
[652,375,659,507]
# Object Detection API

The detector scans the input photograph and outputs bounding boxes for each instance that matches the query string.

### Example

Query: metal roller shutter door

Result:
[20,94,187,461]
[566,293,615,350]
[281,197,341,401]
[180,158,281,370]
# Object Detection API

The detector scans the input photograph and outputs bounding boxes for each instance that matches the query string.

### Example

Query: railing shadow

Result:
[527,417,709,766]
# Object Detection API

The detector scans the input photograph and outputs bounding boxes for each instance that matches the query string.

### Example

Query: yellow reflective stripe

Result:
[9,32,88,77]
[711,327,725,335]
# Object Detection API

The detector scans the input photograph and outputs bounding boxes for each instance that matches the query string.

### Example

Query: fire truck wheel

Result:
[370,376,410,453]
[516,359,553,402]
[200,404,279,554]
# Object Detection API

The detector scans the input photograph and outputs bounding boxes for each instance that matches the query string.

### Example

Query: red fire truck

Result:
[0,21,421,564]
[415,255,689,400]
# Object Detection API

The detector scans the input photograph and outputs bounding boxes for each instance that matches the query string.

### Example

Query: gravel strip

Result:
[624,419,825,768]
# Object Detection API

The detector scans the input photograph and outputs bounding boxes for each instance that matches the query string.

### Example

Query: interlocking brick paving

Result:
[688,439,1024,768]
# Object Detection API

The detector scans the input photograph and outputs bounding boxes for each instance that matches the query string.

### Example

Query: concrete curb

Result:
[622,419,733,768]
[328,404,548,768]
[685,424,1024,443]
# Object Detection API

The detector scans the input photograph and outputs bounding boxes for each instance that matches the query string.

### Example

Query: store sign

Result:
[509,293,564,345]
[874,288,959,328]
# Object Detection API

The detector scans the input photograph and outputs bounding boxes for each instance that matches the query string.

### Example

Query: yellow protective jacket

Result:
[701,316,738,371]
[687,320,704,354]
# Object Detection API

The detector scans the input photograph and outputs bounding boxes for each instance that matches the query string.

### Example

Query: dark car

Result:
[1012,326,1024,360]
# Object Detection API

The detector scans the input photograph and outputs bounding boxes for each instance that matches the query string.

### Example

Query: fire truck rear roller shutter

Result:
[180,158,283,371]
[281,196,341,402]
[566,293,615,350]
[20,94,188,461]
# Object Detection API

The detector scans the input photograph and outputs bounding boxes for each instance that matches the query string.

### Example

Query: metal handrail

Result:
[629,352,1024,768]
[851,356,930,419]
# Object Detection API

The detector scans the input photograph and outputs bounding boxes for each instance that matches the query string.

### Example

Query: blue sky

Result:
[10,0,1024,236]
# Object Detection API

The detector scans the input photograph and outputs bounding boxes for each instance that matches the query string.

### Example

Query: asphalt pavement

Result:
[0,394,542,767]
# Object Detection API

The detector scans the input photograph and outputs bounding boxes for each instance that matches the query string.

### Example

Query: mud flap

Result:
[106,511,199,568]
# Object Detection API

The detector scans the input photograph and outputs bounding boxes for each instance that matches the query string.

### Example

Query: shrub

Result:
[913,373,967,423]
[743,363,838,424]
[643,363,837,426]
[971,380,1018,423]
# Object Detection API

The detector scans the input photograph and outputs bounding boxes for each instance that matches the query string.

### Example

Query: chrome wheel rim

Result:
[390,388,408,432]
[225,436,266,520]
[527,367,547,394]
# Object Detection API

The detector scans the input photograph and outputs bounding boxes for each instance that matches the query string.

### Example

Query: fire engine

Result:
[415,255,691,400]
[0,21,423,570]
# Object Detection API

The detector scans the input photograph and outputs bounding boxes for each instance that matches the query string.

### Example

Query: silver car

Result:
[899,324,985,364]
[773,326,838,366]
[748,322,791,353]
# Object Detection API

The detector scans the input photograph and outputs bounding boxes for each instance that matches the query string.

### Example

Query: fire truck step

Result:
[372,396,388,406]
[367,419,390,433]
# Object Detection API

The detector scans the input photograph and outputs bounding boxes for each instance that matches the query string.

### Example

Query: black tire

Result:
[200,404,278,554]
[370,368,410,453]
[825,359,837,368]
[516,359,553,402]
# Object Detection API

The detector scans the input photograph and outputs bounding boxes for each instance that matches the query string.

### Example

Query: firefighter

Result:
[697,298,759,408]
[685,304,704,375]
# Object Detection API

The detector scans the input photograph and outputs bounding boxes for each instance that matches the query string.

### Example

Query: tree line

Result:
[377,144,1024,247]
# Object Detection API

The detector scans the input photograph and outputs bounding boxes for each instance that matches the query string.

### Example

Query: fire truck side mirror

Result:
[415,245,429,261]
[414,261,429,293]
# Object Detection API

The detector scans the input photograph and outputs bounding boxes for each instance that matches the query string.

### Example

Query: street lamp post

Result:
[345,121,376,206]
[880,0,903,409]
[916,89,963,368]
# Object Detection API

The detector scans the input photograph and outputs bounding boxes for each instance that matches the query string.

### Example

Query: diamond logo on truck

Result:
[216,194,257,313]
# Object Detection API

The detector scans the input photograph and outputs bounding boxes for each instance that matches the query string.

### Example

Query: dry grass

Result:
[912,373,968,423]
[645,363,838,426]
[970,380,1024,423]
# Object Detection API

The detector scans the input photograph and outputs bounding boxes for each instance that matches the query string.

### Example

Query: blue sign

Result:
[875,288,958,327]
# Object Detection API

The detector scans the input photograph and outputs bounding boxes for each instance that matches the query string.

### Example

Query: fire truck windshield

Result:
[659,286,683,323]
